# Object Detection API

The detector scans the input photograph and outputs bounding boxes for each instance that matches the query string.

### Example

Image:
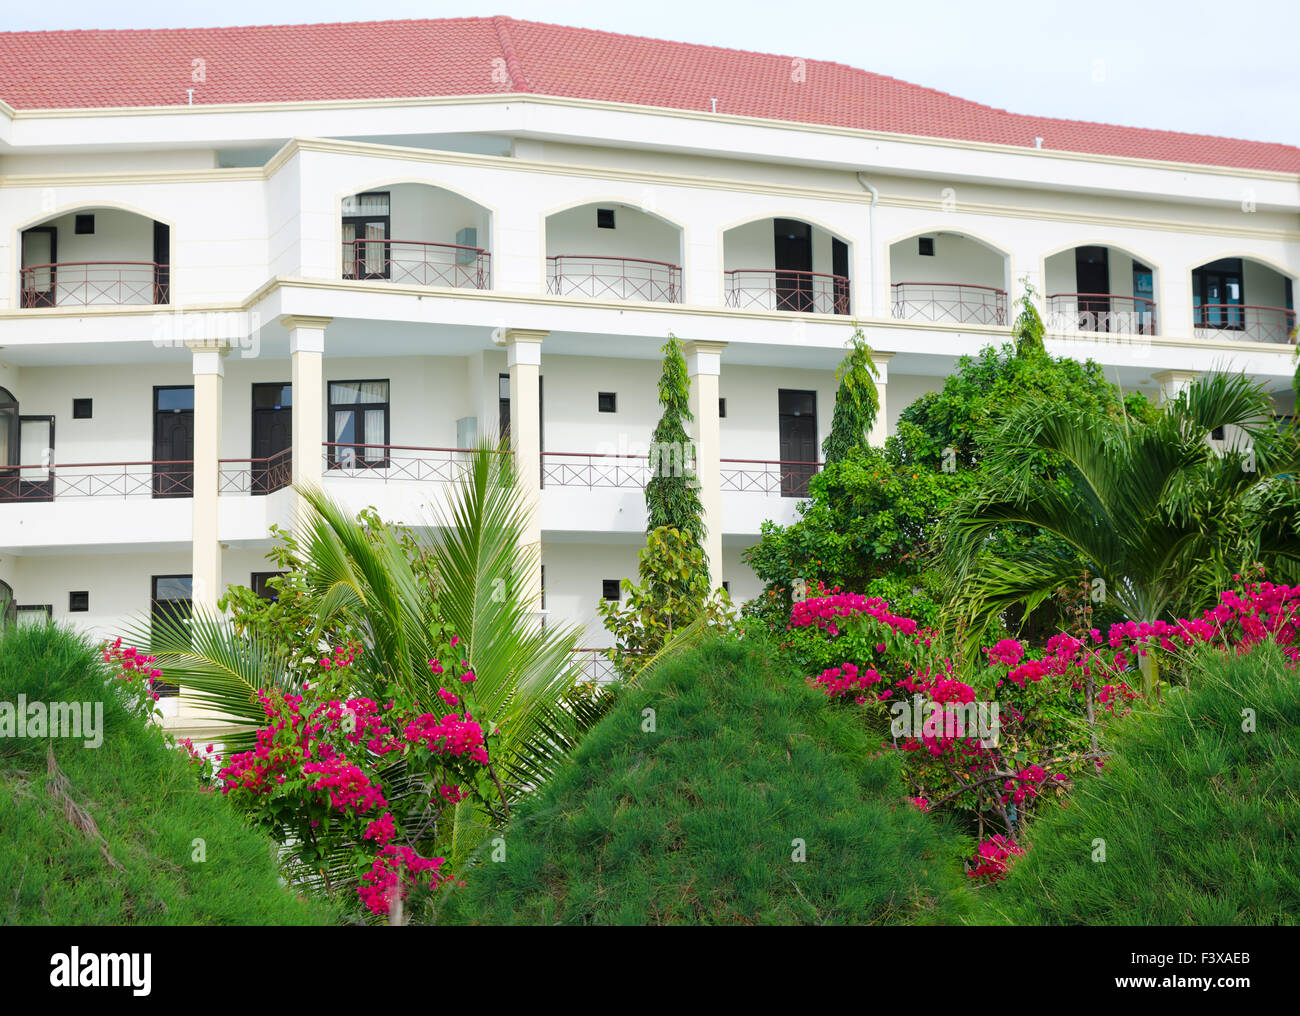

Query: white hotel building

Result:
[0,17,1296,657]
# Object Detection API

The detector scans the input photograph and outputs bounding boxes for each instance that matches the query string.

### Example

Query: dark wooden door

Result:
[251,383,292,493]
[1075,246,1110,328]
[774,219,813,312]
[779,388,818,497]
[153,386,194,498]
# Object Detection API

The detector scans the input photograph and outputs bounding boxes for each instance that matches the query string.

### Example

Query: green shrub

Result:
[0,623,335,925]
[975,643,1300,925]
[441,639,971,925]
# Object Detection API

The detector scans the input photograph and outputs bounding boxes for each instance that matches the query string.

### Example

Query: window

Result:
[15,604,52,626]
[68,591,89,613]
[596,208,616,229]
[251,572,285,601]
[918,237,935,256]
[719,398,727,419]
[1211,426,1225,441]
[150,575,192,694]
[601,579,621,601]
[722,581,730,595]
[327,380,390,468]
[341,192,391,279]
[74,214,95,235]
[598,392,617,413]
[72,398,92,419]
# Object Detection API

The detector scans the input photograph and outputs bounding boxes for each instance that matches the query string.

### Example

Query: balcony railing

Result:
[541,452,651,489]
[571,648,620,684]
[0,459,192,501]
[1045,293,1157,335]
[322,442,507,481]
[891,282,1007,326]
[343,240,490,290]
[219,449,293,495]
[19,261,170,308]
[546,255,682,303]
[724,269,849,315]
[1193,304,1297,345]
[720,458,822,498]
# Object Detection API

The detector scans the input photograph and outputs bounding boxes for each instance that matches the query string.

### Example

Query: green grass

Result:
[975,643,1300,925]
[0,623,336,925]
[441,638,971,925]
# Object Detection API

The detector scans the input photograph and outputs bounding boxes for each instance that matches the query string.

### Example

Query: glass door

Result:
[342,192,391,280]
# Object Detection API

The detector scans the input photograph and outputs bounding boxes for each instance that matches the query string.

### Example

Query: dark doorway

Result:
[19,227,57,308]
[778,389,818,497]
[1074,246,1111,328]
[1193,258,1245,330]
[774,219,814,312]
[341,192,392,280]
[0,387,18,501]
[251,383,292,493]
[153,221,170,304]
[831,237,850,314]
[150,575,192,694]
[153,386,194,498]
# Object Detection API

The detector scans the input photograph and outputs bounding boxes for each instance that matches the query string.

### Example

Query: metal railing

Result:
[720,458,822,498]
[724,269,850,315]
[571,648,620,684]
[891,281,1007,325]
[1193,304,1297,345]
[0,459,192,500]
[540,452,651,489]
[19,261,170,308]
[546,255,682,303]
[342,239,490,290]
[322,442,507,481]
[219,449,293,495]
[1045,293,1157,335]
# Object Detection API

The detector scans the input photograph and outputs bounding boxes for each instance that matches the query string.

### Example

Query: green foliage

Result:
[645,334,705,547]
[1011,277,1046,356]
[0,623,334,926]
[976,644,1300,925]
[821,327,880,464]
[944,372,1300,654]
[598,526,733,678]
[441,639,972,925]
[745,344,1151,636]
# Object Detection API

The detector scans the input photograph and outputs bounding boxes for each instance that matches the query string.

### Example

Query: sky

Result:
[3,0,1297,147]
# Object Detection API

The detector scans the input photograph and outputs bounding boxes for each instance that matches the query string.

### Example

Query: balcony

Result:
[720,458,821,498]
[322,442,492,481]
[19,207,169,309]
[1045,293,1157,335]
[724,270,849,315]
[343,240,489,290]
[219,450,293,495]
[0,459,191,501]
[1192,304,1296,345]
[546,256,681,304]
[19,261,170,309]
[891,282,1007,326]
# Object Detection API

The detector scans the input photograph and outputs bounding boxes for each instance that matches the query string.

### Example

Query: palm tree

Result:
[132,444,605,890]
[943,372,1300,696]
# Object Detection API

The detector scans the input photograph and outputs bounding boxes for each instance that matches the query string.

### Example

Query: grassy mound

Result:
[442,639,970,925]
[0,624,334,925]
[977,644,1300,925]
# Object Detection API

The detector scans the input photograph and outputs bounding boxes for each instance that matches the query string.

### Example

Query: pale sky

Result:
[3,0,1297,147]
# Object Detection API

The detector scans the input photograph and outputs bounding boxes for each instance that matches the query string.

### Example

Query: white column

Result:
[684,340,727,591]
[188,341,226,613]
[869,352,893,448]
[283,316,329,493]
[1153,369,1199,404]
[507,329,546,612]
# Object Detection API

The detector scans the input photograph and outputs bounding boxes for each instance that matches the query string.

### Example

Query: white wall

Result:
[889,232,1006,290]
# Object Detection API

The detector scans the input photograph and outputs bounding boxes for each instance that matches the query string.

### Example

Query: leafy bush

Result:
[975,642,1300,925]
[0,623,333,926]
[440,639,972,925]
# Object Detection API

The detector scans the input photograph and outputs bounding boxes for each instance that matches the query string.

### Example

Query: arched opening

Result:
[19,207,169,308]
[340,183,492,289]
[889,231,1009,325]
[1044,244,1158,335]
[723,217,850,314]
[545,203,683,303]
[1191,257,1296,344]
[0,579,14,627]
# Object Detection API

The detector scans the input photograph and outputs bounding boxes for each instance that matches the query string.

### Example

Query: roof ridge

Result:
[491,15,531,94]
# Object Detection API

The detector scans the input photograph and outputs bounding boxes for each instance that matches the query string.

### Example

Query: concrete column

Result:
[1153,369,1200,405]
[869,352,893,448]
[282,316,330,493]
[684,340,727,591]
[506,329,546,612]
[188,341,227,613]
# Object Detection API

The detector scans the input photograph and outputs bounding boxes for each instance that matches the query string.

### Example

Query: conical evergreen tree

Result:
[645,334,705,546]
[821,328,880,464]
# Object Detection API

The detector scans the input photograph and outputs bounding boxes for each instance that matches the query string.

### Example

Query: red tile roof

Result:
[1,16,1296,173]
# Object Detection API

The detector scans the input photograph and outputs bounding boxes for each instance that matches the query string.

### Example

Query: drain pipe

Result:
[856,172,879,317]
